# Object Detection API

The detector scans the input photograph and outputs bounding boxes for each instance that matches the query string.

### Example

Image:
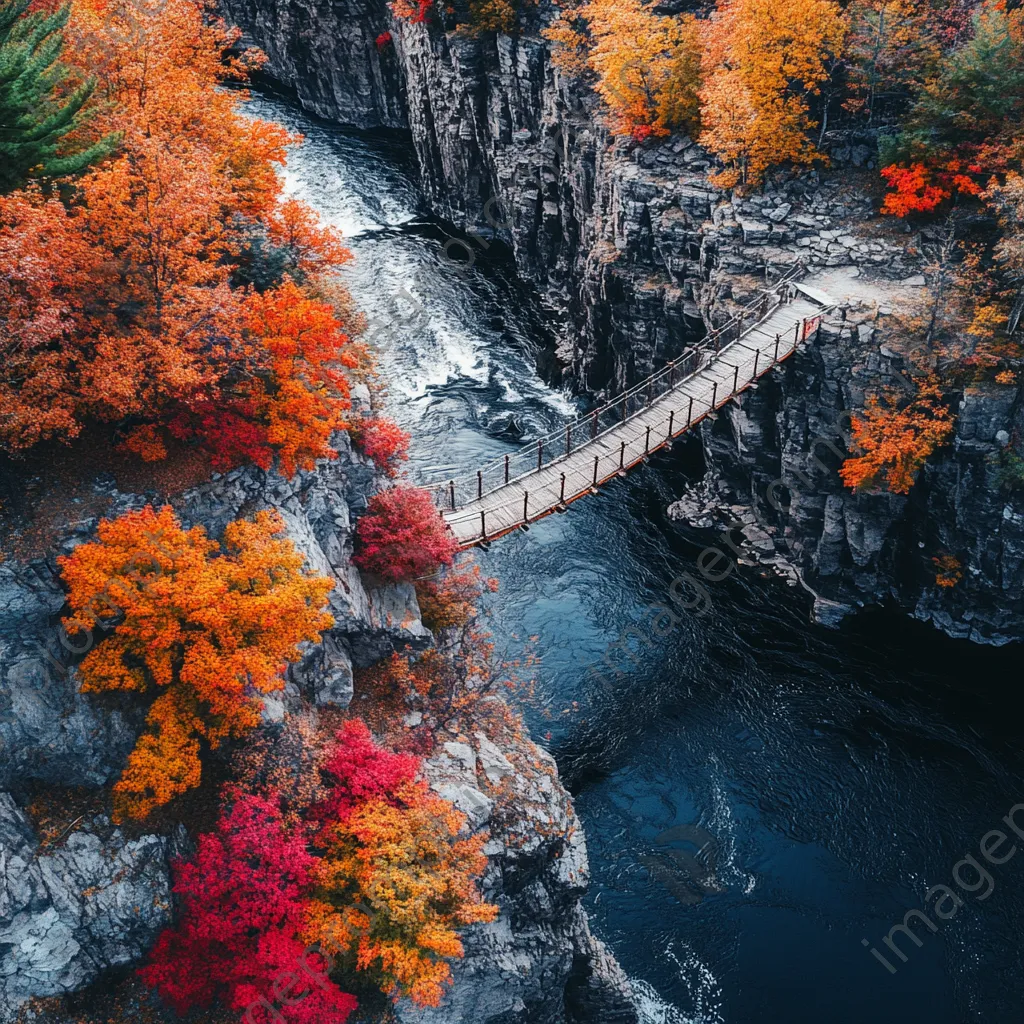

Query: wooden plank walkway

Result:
[435,288,832,549]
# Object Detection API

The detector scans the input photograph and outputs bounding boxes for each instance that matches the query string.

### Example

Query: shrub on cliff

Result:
[60,505,334,819]
[302,724,498,1007]
[353,485,457,582]
[350,416,410,477]
[140,792,357,1023]
[840,380,953,493]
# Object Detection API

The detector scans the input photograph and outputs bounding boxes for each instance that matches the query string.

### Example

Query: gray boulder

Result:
[0,794,173,1023]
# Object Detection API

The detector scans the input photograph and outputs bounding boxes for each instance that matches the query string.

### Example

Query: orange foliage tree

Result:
[699,0,846,187]
[302,725,497,1008]
[0,0,357,472]
[839,380,953,493]
[59,505,334,819]
[932,553,963,587]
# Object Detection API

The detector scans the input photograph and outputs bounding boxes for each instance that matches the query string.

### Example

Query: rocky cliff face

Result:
[669,308,1024,644]
[1,417,634,1022]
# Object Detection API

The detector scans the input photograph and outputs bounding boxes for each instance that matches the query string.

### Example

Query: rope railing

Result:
[430,263,807,511]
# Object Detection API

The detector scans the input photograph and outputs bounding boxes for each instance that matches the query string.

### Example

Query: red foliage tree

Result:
[353,486,458,582]
[139,792,357,1023]
[351,416,410,477]
[309,719,419,829]
[880,159,985,217]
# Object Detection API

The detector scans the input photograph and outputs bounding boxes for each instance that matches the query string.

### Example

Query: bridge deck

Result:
[439,294,826,548]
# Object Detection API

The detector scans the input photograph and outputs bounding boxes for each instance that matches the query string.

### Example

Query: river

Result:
[248,93,1024,1024]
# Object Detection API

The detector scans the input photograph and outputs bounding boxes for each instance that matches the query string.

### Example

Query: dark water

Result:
[248,94,1024,1024]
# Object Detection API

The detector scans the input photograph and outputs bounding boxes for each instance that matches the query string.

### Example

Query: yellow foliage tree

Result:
[303,780,498,1007]
[60,505,334,819]
[699,0,846,187]
[545,0,701,139]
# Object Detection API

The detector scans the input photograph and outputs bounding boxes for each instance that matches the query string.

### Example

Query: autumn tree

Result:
[463,0,518,35]
[543,3,591,77]
[572,0,702,140]
[839,379,953,493]
[0,0,115,192]
[416,560,495,632]
[350,416,411,477]
[390,0,432,21]
[303,725,497,1008]
[699,0,846,187]
[878,1,1024,209]
[353,486,458,582]
[60,505,334,819]
[842,0,938,124]
[140,792,357,1023]
[308,719,419,829]
[0,0,358,469]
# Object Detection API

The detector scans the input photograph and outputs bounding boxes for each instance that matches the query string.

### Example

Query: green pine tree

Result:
[0,0,117,193]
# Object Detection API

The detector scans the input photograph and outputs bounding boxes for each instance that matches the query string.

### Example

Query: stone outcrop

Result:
[0,434,428,794]
[2,428,634,1021]
[0,439,440,1021]
[669,304,1024,643]
[0,796,175,1022]
[398,726,635,1024]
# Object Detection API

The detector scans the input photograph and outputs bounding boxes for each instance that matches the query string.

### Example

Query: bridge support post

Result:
[477,470,483,500]
[480,510,487,540]
[668,410,675,438]
[774,334,781,363]
[619,440,626,472]
[753,350,759,377]
[733,365,739,395]
[504,454,510,484]
[449,480,456,510]
[645,425,651,454]
[559,473,566,505]
[712,381,718,408]
[794,320,800,345]
[686,395,693,428]
[592,455,599,487]
[523,490,529,524]
[566,424,572,455]
[537,439,543,470]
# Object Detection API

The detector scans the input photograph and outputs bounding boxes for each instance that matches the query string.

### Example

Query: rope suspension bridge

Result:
[427,267,838,550]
